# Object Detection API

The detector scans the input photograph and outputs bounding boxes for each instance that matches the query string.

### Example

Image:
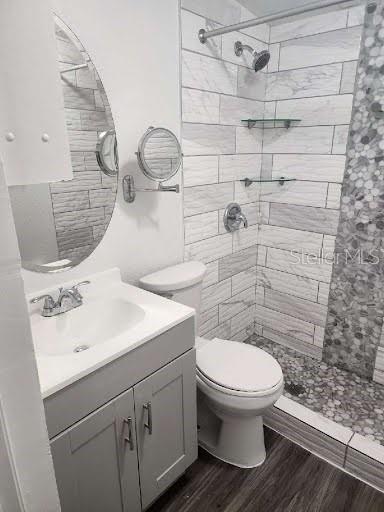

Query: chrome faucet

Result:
[223,203,249,232]
[30,281,90,317]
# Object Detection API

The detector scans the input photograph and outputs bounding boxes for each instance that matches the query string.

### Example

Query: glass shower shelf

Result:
[241,118,301,129]
[240,177,296,187]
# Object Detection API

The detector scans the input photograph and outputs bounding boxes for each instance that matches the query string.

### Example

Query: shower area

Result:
[182,0,384,486]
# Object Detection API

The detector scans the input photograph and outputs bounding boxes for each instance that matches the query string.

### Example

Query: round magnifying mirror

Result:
[137,127,182,182]
[96,129,119,177]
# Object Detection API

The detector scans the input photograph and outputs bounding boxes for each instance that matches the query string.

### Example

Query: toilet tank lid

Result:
[139,261,206,292]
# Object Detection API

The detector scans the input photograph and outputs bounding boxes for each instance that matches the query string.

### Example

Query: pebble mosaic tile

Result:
[248,335,384,446]
[324,2,384,378]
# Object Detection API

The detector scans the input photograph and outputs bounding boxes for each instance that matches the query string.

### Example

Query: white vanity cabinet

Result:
[46,318,197,511]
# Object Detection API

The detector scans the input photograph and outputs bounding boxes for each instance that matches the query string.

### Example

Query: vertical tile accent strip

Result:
[324,2,384,378]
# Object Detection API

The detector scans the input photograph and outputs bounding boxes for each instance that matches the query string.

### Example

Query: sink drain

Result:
[74,345,90,353]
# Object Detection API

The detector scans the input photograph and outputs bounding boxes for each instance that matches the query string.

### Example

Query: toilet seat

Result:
[196,338,283,398]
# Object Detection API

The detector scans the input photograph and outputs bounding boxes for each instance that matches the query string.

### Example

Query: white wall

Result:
[23,0,183,294]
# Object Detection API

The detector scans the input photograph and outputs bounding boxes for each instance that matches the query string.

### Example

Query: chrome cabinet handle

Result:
[123,417,135,451]
[143,402,152,435]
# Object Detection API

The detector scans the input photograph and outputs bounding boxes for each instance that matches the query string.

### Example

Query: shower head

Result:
[234,41,270,72]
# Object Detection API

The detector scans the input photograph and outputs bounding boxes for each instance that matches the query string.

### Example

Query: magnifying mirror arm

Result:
[122,175,180,203]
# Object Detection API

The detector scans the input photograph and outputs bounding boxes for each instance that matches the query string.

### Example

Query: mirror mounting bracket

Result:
[122,175,179,203]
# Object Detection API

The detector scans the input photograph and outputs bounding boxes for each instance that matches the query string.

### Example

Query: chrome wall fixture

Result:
[223,203,248,232]
[198,0,357,44]
[123,126,182,203]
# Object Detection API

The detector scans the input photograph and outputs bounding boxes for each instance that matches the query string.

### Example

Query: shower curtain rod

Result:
[198,0,360,43]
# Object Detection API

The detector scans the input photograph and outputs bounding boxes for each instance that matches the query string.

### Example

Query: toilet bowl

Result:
[139,261,284,468]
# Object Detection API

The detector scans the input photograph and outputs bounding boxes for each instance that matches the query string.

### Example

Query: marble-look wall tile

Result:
[234,181,259,204]
[184,211,218,244]
[219,286,256,322]
[62,84,96,110]
[184,182,233,216]
[239,6,269,43]
[181,10,222,59]
[268,43,280,73]
[182,88,220,124]
[50,171,101,193]
[276,94,353,126]
[326,183,342,209]
[182,123,236,155]
[258,224,323,254]
[257,245,267,266]
[51,191,89,214]
[219,95,264,126]
[266,63,342,101]
[219,154,261,182]
[182,51,237,94]
[230,305,255,337]
[262,126,334,154]
[264,288,328,327]
[270,10,348,43]
[257,265,319,302]
[272,154,346,183]
[199,306,219,336]
[231,266,257,295]
[68,130,98,152]
[181,0,241,25]
[56,227,94,251]
[183,155,219,187]
[233,224,258,251]
[202,261,219,289]
[340,61,358,93]
[55,207,105,231]
[235,127,263,153]
[314,325,325,347]
[185,233,233,264]
[204,320,231,340]
[279,27,362,71]
[218,245,257,281]
[347,4,365,27]
[332,125,349,154]
[237,66,266,101]
[255,304,315,344]
[269,203,340,235]
[89,188,115,208]
[318,282,330,305]
[201,278,232,312]
[267,247,333,283]
[259,181,328,208]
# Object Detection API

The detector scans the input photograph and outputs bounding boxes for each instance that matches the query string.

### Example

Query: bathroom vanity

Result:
[30,269,197,512]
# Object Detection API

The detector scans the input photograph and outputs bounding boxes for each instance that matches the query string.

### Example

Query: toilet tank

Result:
[139,262,206,329]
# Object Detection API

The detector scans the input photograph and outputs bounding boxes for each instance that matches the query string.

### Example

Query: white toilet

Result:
[139,261,284,468]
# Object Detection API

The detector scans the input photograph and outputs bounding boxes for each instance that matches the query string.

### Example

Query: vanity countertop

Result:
[28,268,195,398]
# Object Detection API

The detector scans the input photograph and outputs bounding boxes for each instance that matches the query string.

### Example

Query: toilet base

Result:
[197,397,267,468]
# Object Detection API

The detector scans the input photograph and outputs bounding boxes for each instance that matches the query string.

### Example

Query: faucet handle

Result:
[70,280,91,300]
[30,294,56,314]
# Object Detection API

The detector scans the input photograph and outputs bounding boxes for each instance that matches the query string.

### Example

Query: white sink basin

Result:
[31,298,145,356]
[28,268,195,398]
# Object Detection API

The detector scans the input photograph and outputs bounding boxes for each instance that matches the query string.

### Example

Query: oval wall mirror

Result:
[8,15,118,273]
[137,127,182,182]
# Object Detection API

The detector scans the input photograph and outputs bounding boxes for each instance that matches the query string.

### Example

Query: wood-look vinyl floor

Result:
[148,428,384,512]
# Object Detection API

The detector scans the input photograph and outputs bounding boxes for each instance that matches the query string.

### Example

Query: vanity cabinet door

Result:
[134,349,197,509]
[50,388,141,512]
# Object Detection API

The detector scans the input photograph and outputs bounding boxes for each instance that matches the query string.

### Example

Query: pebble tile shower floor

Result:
[247,335,384,445]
